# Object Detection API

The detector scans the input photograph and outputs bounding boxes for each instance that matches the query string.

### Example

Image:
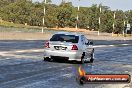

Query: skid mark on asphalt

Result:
[90,60,132,74]
[0,43,132,88]
[0,61,71,75]
[0,49,44,66]
[0,65,72,88]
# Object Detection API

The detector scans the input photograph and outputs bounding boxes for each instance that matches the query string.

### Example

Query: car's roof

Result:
[54,32,83,36]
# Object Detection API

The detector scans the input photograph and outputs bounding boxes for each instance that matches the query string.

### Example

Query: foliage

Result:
[0,0,132,33]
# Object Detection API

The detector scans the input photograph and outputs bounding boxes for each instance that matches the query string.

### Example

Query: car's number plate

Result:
[54,46,67,50]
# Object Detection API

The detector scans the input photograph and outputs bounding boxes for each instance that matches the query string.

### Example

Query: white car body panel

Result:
[44,32,94,62]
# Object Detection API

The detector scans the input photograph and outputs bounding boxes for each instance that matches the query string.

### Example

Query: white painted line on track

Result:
[109,45,114,47]
[0,53,40,59]
[93,45,107,48]
[0,58,12,61]
[0,49,44,61]
[121,44,129,45]
[14,49,44,53]
[0,49,44,58]
[62,73,72,78]
[93,43,132,48]
[0,43,131,58]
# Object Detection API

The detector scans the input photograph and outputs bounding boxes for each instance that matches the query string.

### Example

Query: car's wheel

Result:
[43,57,48,61]
[90,52,94,63]
[81,58,85,64]
[43,57,52,62]
[80,53,85,64]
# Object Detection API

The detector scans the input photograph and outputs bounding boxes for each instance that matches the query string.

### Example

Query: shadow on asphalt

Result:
[43,58,92,65]
[44,59,77,64]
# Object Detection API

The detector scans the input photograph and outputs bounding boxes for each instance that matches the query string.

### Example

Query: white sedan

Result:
[43,32,94,64]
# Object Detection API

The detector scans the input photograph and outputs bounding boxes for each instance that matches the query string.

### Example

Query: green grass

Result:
[0,20,80,33]
[0,26,65,33]
[0,20,66,33]
[0,20,50,32]
[0,20,27,28]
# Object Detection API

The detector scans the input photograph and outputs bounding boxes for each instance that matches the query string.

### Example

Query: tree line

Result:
[0,0,132,33]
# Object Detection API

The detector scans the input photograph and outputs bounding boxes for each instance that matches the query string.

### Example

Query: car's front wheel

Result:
[81,58,85,64]
[90,52,94,63]
[80,53,85,64]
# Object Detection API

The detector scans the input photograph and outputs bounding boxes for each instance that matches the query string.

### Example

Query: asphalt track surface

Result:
[0,40,132,88]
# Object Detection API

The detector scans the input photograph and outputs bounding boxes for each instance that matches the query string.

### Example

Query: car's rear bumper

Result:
[44,49,82,61]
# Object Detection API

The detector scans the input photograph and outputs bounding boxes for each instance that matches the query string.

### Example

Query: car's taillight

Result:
[44,42,50,48]
[71,45,78,50]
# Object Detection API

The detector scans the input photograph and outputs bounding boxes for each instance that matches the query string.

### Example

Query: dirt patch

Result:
[0,27,132,40]
[0,31,132,40]
[51,27,90,32]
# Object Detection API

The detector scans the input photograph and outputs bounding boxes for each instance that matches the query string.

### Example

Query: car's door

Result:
[80,35,86,50]
[85,37,94,54]
[81,35,90,59]
[83,36,94,58]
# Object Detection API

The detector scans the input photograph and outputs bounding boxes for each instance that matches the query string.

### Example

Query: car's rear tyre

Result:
[43,57,52,62]
[43,57,47,61]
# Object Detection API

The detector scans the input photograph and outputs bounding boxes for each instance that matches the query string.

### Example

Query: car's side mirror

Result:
[85,41,93,45]
[89,41,93,45]
[85,42,89,45]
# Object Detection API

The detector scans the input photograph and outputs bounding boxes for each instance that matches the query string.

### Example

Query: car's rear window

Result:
[50,34,79,43]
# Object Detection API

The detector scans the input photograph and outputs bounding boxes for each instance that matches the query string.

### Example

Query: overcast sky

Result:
[33,0,132,11]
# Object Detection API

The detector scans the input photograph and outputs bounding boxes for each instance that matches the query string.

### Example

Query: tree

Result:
[114,10,125,33]
[99,10,113,33]
[57,2,73,28]
[0,0,132,34]
[88,4,99,30]
[44,4,58,27]
[128,10,132,25]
